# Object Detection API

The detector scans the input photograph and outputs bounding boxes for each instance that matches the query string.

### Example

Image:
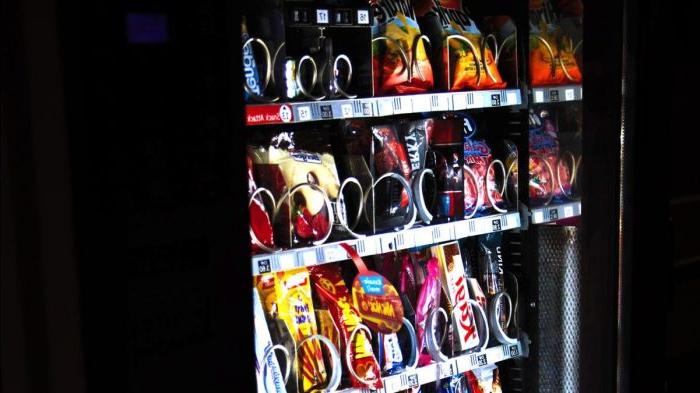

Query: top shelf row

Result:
[245,85,582,126]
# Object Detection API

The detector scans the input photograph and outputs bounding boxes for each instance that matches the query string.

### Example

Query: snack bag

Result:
[463,138,506,215]
[415,257,442,366]
[251,132,340,247]
[309,265,383,390]
[254,289,288,393]
[477,233,507,330]
[401,118,438,223]
[275,268,327,391]
[529,109,572,204]
[370,0,434,95]
[529,21,582,86]
[415,0,506,91]
[248,152,275,254]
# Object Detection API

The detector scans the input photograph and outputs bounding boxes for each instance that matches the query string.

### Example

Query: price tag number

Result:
[316,9,330,24]
[357,10,370,25]
[297,106,312,121]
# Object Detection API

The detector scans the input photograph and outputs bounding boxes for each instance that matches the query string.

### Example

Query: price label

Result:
[454,221,470,238]
[506,91,518,105]
[341,103,353,118]
[413,226,435,247]
[473,93,485,108]
[278,253,296,270]
[456,356,470,373]
[377,98,394,116]
[533,210,544,223]
[470,354,488,367]
[413,95,431,112]
[392,96,412,114]
[297,106,312,121]
[354,239,376,257]
[439,360,457,378]
[316,9,330,24]
[534,90,544,103]
[357,9,370,25]
[453,93,468,110]
[565,88,575,101]
[301,250,317,266]
[430,94,450,111]
[549,208,559,221]
[398,373,419,390]
[324,246,345,261]
[491,218,503,232]
[279,104,293,122]
[256,258,272,274]
[432,225,452,243]
[380,233,398,253]
[509,344,520,357]
[564,205,574,218]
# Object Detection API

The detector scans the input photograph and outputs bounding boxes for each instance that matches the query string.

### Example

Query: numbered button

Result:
[316,9,329,24]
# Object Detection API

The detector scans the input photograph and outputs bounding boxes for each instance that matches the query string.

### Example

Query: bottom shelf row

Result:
[341,340,528,393]
[254,234,527,393]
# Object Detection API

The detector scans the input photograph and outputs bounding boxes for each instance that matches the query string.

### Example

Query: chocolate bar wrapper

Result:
[275,268,327,391]
[431,242,480,351]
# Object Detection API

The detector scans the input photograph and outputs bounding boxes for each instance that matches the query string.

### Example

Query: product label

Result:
[360,275,385,295]
[290,151,322,164]
[432,243,480,350]
[370,0,416,25]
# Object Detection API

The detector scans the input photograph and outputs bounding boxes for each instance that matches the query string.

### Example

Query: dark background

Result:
[2,0,698,392]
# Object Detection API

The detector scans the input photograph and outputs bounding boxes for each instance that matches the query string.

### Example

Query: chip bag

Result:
[309,265,383,390]
[528,109,573,205]
[415,0,506,91]
[529,21,582,86]
[248,153,275,254]
[370,0,434,95]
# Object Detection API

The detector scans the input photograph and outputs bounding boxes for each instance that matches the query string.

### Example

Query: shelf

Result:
[530,201,582,224]
[338,341,526,393]
[245,89,523,126]
[531,84,582,104]
[252,211,521,275]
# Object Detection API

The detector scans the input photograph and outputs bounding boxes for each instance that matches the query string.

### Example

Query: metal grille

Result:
[536,226,582,393]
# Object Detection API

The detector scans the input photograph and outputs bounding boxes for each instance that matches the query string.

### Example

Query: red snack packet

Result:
[248,155,275,253]
[373,124,413,209]
[415,257,441,366]
[310,265,383,390]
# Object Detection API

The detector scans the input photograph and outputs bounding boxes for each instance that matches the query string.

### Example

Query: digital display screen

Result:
[126,13,168,44]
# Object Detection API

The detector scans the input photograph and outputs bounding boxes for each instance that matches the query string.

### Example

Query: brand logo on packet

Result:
[291,151,322,164]
[243,40,261,95]
[370,0,416,24]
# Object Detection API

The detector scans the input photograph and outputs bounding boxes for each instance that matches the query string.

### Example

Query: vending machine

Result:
[240,1,619,393]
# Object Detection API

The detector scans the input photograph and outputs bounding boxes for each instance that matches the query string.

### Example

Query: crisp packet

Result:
[463,130,507,216]
[370,0,434,95]
[529,21,582,86]
[275,268,327,391]
[309,265,383,390]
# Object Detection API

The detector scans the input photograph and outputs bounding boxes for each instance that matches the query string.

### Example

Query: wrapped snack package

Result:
[310,265,383,390]
[530,21,582,86]
[401,118,438,223]
[528,109,573,205]
[248,153,275,253]
[254,289,288,393]
[370,0,434,95]
[274,268,327,392]
[416,0,506,91]
[477,233,507,330]
[415,257,442,366]
[431,242,479,351]
[251,132,340,247]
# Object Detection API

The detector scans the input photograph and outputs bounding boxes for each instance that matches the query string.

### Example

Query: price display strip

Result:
[252,212,521,275]
[530,201,582,224]
[531,84,583,104]
[245,89,522,126]
[337,341,525,393]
